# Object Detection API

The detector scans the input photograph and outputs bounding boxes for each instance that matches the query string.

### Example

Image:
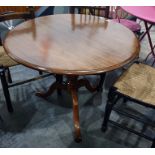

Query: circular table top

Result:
[4,14,140,75]
[122,6,155,24]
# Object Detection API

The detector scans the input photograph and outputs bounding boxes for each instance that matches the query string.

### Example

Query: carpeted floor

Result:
[0,7,155,148]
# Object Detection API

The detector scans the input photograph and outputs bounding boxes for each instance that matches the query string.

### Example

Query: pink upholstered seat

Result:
[112,19,141,32]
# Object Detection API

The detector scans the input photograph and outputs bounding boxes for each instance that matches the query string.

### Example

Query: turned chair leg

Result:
[151,139,155,148]
[0,114,3,122]
[6,68,12,83]
[39,70,43,75]
[102,89,118,132]
[102,100,115,132]
[56,75,63,95]
[123,98,128,104]
[0,68,13,113]
[97,73,106,92]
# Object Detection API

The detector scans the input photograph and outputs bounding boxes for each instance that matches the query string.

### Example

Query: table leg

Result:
[36,74,99,142]
[68,76,82,142]
[139,24,152,42]
[36,78,66,98]
[77,78,98,92]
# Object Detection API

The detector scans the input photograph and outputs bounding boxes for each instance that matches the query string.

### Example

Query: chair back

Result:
[70,6,110,18]
[0,6,37,22]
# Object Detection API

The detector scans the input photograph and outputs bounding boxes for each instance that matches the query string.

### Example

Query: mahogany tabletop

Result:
[4,14,140,75]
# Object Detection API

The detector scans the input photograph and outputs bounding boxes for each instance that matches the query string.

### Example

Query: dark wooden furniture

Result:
[0,6,46,113]
[102,62,155,147]
[0,6,36,21]
[70,6,110,18]
[4,14,140,142]
[0,6,40,13]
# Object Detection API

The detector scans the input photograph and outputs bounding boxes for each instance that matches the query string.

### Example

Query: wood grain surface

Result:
[4,14,140,75]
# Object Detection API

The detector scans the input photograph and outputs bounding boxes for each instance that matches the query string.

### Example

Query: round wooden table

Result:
[4,14,140,142]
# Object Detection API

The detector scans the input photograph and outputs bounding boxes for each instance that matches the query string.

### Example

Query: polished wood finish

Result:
[0,6,36,21]
[4,14,140,76]
[68,76,82,142]
[36,76,98,98]
[4,14,140,142]
[77,79,97,92]
[36,75,98,142]
[36,78,67,98]
[0,6,40,13]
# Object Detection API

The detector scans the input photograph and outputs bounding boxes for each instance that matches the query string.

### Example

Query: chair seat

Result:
[114,63,155,106]
[112,19,141,32]
[0,46,18,67]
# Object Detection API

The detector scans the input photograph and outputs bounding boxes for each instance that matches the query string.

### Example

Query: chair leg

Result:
[6,68,12,83]
[56,75,63,95]
[78,8,82,14]
[97,73,106,92]
[69,6,75,13]
[123,98,128,103]
[39,70,43,75]
[102,101,115,132]
[101,88,118,132]
[151,139,155,148]
[0,114,3,122]
[0,68,13,113]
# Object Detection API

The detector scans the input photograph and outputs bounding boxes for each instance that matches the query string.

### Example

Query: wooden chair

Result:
[70,6,110,19]
[0,6,50,113]
[102,60,155,147]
